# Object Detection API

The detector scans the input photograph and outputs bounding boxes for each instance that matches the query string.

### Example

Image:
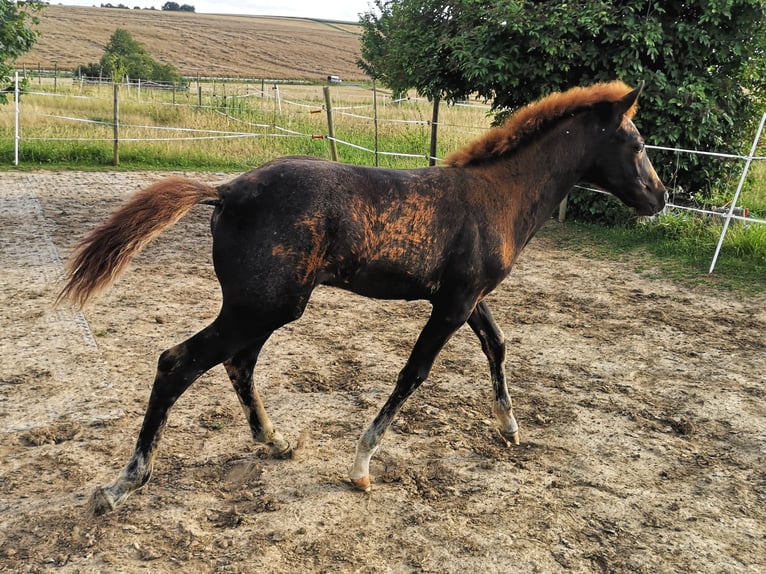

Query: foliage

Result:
[77,28,184,85]
[359,0,766,206]
[358,0,463,101]
[161,2,195,11]
[0,0,44,103]
[565,188,635,226]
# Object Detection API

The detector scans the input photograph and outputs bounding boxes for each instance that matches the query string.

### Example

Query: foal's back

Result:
[211,157,499,303]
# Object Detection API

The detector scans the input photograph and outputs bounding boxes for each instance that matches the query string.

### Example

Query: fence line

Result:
[709,111,766,273]
[575,185,766,226]
[648,144,766,162]
[3,79,764,273]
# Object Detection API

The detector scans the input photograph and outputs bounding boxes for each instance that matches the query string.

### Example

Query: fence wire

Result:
[3,78,764,273]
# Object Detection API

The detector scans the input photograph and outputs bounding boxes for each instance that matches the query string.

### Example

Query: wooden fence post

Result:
[323,86,339,161]
[372,80,379,167]
[429,95,440,166]
[113,83,119,166]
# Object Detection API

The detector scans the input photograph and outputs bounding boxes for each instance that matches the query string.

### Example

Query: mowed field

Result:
[16,4,365,81]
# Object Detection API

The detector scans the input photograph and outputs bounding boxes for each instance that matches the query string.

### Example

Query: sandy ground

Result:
[1,170,764,573]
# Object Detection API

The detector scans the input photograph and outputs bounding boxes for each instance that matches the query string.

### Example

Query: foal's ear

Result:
[613,82,643,118]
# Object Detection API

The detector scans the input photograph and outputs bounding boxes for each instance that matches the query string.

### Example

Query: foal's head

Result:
[583,85,667,216]
[447,81,667,216]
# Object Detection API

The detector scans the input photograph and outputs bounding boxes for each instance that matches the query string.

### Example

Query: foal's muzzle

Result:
[635,183,667,216]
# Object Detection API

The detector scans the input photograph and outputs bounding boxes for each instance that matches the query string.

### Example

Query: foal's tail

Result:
[58,177,220,308]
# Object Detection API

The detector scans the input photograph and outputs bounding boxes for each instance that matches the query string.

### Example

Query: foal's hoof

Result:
[350,475,371,492]
[499,429,520,446]
[272,443,294,460]
[89,487,117,516]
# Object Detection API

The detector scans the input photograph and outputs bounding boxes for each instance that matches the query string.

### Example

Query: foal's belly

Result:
[321,267,437,302]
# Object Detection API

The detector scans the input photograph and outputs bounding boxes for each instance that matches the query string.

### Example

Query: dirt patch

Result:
[1,171,764,573]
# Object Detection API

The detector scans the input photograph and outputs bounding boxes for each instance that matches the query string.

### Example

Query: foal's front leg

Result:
[468,301,520,444]
[350,304,471,490]
[223,339,292,459]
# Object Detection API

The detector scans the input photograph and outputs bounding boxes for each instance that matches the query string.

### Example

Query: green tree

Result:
[161,2,195,11]
[79,28,183,85]
[359,0,766,201]
[0,0,45,103]
[359,0,463,102]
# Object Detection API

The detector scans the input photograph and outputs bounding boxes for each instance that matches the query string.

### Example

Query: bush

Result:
[360,0,766,221]
[565,188,635,226]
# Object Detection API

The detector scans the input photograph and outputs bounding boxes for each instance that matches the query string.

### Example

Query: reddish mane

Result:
[446,81,637,167]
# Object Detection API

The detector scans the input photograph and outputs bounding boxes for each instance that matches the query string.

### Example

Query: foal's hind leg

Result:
[468,301,520,444]
[91,315,252,515]
[223,339,292,458]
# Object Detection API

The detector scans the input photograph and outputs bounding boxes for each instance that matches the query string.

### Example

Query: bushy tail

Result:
[58,177,220,308]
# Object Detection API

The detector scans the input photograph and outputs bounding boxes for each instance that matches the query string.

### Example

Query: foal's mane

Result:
[446,81,637,167]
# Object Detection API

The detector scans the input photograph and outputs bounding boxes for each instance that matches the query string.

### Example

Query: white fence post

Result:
[14,72,20,166]
[708,112,766,273]
[274,85,282,115]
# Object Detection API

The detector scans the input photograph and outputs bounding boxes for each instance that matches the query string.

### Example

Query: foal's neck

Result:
[523,116,599,204]
[477,115,603,254]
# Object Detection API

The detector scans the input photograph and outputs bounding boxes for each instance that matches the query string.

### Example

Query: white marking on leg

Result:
[350,441,376,491]
[350,421,385,490]
[493,397,519,440]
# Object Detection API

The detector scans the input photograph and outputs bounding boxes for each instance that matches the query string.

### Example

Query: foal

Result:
[59,81,666,514]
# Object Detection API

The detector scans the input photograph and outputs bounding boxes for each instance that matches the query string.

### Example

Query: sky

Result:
[57,1,373,22]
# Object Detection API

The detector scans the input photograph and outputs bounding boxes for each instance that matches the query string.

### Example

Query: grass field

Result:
[16,4,365,81]
[0,78,493,170]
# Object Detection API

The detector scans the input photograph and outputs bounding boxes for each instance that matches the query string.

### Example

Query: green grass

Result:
[743,160,766,218]
[546,212,766,296]
[0,80,488,170]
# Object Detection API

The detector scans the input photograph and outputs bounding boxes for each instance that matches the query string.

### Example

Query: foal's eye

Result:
[633,142,645,154]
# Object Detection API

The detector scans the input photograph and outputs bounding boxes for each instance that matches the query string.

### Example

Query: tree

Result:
[359,0,467,164]
[78,28,184,85]
[359,0,463,102]
[359,0,766,201]
[0,0,45,103]
[161,2,195,12]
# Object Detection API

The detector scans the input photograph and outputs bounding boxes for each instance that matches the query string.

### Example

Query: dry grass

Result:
[2,77,493,169]
[16,5,365,81]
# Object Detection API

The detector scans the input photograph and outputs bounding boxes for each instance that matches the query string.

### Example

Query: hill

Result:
[16,4,365,81]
